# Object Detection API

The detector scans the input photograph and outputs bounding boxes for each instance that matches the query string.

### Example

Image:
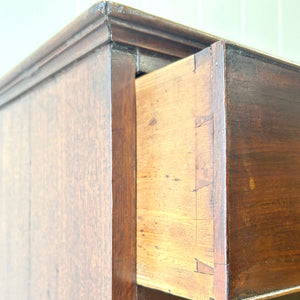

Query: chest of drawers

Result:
[0,2,299,299]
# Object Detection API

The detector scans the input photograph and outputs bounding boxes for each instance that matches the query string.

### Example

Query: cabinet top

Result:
[0,1,218,99]
[0,1,298,107]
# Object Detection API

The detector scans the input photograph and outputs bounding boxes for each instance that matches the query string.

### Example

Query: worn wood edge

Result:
[111,49,137,299]
[0,1,219,108]
[211,41,229,300]
[243,286,300,300]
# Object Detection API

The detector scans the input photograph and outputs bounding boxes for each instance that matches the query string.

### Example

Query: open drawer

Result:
[136,42,300,300]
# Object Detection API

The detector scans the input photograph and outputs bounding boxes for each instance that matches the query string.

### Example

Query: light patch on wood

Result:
[249,177,255,190]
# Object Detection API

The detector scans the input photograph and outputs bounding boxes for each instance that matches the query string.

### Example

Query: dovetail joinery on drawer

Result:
[136,46,216,300]
[136,41,300,300]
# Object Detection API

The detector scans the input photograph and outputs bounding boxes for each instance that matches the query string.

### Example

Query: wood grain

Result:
[136,41,300,300]
[30,46,113,299]
[112,50,137,300]
[225,44,300,299]
[0,99,30,299]
[136,48,214,300]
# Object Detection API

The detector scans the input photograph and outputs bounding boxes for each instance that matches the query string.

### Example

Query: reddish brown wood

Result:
[0,45,138,299]
[225,44,300,299]
[112,50,137,300]
[30,46,113,299]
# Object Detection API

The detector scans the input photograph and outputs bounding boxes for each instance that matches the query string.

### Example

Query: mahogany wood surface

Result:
[112,50,137,299]
[225,44,300,299]
[30,46,112,299]
[0,45,138,299]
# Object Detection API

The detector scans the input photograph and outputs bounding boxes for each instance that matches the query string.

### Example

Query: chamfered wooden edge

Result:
[0,1,219,107]
[211,41,229,300]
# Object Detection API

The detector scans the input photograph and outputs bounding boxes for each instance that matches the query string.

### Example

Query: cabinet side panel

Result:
[0,100,30,299]
[136,49,214,299]
[226,45,300,298]
[30,47,113,299]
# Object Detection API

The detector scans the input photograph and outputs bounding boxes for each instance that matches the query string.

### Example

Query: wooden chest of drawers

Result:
[0,2,299,299]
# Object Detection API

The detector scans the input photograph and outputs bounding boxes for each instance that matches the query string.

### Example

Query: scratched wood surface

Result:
[30,46,113,299]
[136,48,214,300]
[0,99,30,299]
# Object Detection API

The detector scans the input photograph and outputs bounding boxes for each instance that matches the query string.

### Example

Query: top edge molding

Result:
[0,1,218,93]
[0,1,298,106]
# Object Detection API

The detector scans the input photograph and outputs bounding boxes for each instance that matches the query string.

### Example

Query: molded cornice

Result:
[0,1,219,106]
